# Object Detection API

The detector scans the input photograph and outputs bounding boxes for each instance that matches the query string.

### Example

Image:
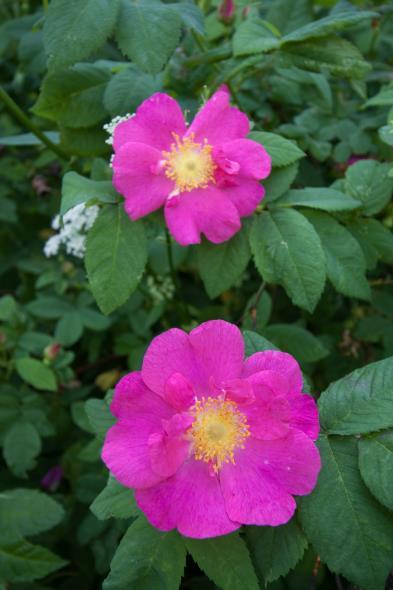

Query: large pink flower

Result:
[111,87,271,245]
[102,320,320,539]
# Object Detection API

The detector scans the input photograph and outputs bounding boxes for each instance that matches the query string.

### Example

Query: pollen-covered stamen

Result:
[190,396,250,473]
[162,133,216,193]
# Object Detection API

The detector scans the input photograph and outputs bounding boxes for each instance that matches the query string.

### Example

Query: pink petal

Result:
[135,459,240,538]
[142,328,202,397]
[213,139,271,180]
[102,373,174,488]
[289,393,319,441]
[254,429,321,495]
[112,142,172,220]
[189,320,244,388]
[243,351,303,393]
[164,186,241,246]
[148,416,190,479]
[164,373,195,411]
[113,93,187,152]
[221,180,265,217]
[186,88,249,145]
[220,438,296,526]
[221,379,255,405]
[244,371,291,439]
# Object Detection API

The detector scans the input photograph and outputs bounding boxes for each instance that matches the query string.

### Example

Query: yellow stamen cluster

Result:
[190,397,250,473]
[162,133,216,193]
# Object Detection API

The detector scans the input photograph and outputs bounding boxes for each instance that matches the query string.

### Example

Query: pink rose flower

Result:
[102,320,320,539]
[111,87,271,246]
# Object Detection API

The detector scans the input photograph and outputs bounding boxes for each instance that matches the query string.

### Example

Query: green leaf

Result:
[103,516,186,590]
[346,218,393,269]
[275,188,361,212]
[15,358,57,392]
[61,172,117,216]
[81,308,111,331]
[379,124,393,147]
[186,533,259,590]
[266,0,312,35]
[197,230,250,298]
[243,330,277,356]
[103,66,161,117]
[60,126,109,157]
[90,476,138,520]
[282,10,377,44]
[43,0,120,71]
[33,63,111,128]
[318,357,393,435]
[249,131,305,168]
[85,398,115,437]
[0,489,64,543]
[265,324,329,363]
[358,431,393,511]
[364,84,393,107]
[0,540,66,583]
[115,0,182,74]
[26,296,74,319]
[18,332,52,355]
[246,519,308,583]
[170,2,205,35]
[55,311,83,346]
[0,131,59,146]
[279,36,371,79]
[85,205,147,315]
[3,421,41,478]
[345,160,393,216]
[250,209,326,312]
[305,211,370,300]
[233,17,281,57]
[263,162,299,202]
[299,436,393,590]
[0,295,17,321]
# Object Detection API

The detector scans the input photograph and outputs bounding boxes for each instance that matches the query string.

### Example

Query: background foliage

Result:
[1,0,393,588]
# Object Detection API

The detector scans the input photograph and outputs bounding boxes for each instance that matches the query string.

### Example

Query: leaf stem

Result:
[0,85,69,161]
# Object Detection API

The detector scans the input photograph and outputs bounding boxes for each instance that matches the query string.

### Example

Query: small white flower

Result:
[103,113,134,145]
[44,204,99,260]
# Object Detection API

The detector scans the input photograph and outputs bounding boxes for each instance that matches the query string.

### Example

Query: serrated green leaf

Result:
[15,358,57,392]
[55,311,83,346]
[305,211,370,300]
[266,0,312,35]
[0,489,64,543]
[115,0,181,74]
[3,421,41,478]
[233,17,281,57]
[103,67,161,117]
[186,533,259,590]
[61,172,117,216]
[0,540,66,583]
[90,476,138,520]
[103,516,186,590]
[197,230,250,298]
[346,218,393,269]
[43,0,120,71]
[249,131,305,168]
[265,323,329,363]
[26,296,74,319]
[243,330,277,356]
[250,209,326,312]
[246,519,308,583]
[299,435,393,590]
[85,205,147,315]
[318,356,393,435]
[358,431,393,511]
[345,160,393,216]
[170,2,205,35]
[0,295,17,321]
[85,398,115,437]
[263,162,299,202]
[33,63,110,128]
[276,188,361,212]
[364,84,393,107]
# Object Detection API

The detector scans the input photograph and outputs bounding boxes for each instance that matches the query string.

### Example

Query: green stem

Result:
[0,86,70,161]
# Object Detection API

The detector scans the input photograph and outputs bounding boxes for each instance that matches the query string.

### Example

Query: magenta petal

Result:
[213,139,271,180]
[289,393,320,441]
[189,320,244,388]
[220,438,296,526]
[222,379,255,405]
[112,142,172,220]
[244,371,291,439]
[135,459,240,538]
[113,93,187,152]
[243,351,303,393]
[221,179,265,217]
[142,328,202,397]
[164,373,195,410]
[164,187,241,245]
[186,88,249,145]
[148,427,190,479]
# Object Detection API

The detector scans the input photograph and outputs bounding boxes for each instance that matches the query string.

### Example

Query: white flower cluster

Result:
[44,204,99,259]
[146,275,175,304]
[103,113,134,146]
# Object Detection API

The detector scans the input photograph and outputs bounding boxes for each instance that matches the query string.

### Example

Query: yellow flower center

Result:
[162,133,216,193]
[190,397,250,473]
